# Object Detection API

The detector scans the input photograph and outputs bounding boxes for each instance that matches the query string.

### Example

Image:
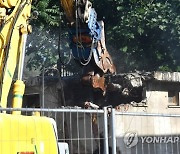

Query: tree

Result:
[26,0,81,76]
[26,0,180,74]
[94,0,180,72]
[26,0,61,71]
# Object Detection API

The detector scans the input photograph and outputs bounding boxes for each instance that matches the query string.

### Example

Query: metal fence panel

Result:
[113,112,180,154]
[54,109,106,154]
[3,108,180,154]
[0,108,109,154]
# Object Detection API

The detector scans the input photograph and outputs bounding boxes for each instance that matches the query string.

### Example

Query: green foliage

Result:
[26,0,75,73]
[26,27,58,70]
[31,0,60,27]
[104,0,180,72]
[26,0,180,74]
[26,0,60,71]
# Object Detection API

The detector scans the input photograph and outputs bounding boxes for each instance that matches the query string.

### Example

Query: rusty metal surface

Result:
[91,74,106,92]
[93,21,116,74]
[61,0,75,23]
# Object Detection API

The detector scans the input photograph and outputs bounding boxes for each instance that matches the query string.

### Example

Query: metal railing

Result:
[114,111,180,154]
[0,107,113,154]
[1,107,180,154]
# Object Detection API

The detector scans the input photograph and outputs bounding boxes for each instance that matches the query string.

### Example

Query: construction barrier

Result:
[1,108,180,154]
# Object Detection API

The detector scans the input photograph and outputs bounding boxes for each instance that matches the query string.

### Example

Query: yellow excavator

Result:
[0,0,66,153]
[0,0,115,153]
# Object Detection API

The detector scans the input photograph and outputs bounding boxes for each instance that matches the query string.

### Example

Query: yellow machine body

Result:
[61,0,75,23]
[0,0,18,8]
[0,0,32,109]
[0,113,59,154]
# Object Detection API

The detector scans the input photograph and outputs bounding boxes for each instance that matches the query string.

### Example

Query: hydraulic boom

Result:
[0,0,116,109]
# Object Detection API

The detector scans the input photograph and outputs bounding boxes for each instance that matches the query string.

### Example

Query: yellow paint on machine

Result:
[0,113,58,154]
[0,0,32,108]
[61,0,75,23]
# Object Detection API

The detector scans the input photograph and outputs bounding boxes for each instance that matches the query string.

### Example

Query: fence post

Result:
[111,108,116,154]
[103,107,109,154]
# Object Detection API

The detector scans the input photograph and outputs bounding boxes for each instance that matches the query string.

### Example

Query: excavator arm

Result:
[0,0,32,111]
[0,2,63,153]
[0,0,116,111]
[61,0,116,92]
